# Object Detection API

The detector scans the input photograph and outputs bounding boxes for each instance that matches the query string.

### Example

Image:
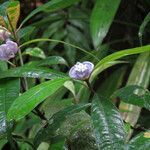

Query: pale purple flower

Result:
[0,29,11,41]
[69,61,94,80]
[0,41,18,60]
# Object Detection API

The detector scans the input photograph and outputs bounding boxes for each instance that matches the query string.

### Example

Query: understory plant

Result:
[0,0,150,150]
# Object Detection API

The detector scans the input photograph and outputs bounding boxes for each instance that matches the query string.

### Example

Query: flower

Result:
[69,61,94,80]
[0,40,19,60]
[0,29,11,41]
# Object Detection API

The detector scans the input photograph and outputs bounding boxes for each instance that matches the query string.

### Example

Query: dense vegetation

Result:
[0,0,150,149]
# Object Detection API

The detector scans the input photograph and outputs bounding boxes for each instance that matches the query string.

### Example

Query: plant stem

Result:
[7,14,28,90]
[6,60,16,67]
[85,80,95,102]
[85,80,95,94]
[32,108,48,121]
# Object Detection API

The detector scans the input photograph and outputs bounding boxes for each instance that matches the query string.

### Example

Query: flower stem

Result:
[85,80,95,94]
[7,14,28,90]
[85,80,95,102]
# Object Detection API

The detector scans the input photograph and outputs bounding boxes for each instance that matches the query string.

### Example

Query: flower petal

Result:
[69,66,78,79]
[83,61,94,74]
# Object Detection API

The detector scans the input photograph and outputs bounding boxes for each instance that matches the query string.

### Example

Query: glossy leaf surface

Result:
[112,85,150,110]
[127,132,150,150]
[90,0,120,48]
[95,45,150,70]
[23,47,46,59]
[0,78,20,138]
[7,77,69,121]
[0,66,67,79]
[91,94,126,149]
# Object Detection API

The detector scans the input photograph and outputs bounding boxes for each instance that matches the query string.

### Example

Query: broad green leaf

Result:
[91,94,126,149]
[64,81,76,98]
[126,131,150,150]
[0,78,20,138]
[37,142,49,150]
[0,66,66,79]
[95,45,150,70]
[138,12,150,45]
[90,0,120,48]
[21,0,81,26]
[23,47,46,59]
[7,77,69,121]
[112,85,150,110]
[34,103,90,148]
[119,52,150,127]
[0,1,20,30]
[49,136,65,150]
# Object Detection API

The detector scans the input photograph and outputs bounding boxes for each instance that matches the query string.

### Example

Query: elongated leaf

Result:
[21,0,81,26]
[6,1,20,30]
[18,26,35,39]
[126,131,150,150]
[90,0,120,48]
[0,78,20,138]
[34,103,90,147]
[0,1,20,30]
[95,45,150,70]
[0,66,66,79]
[91,94,126,149]
[138,12,150,45]
[7,77,69,121]
[112,85,150,110]
[90,60,126,81]
[20,38,99,61]
[23,47,46,59]
[38,56,68,66]
[119,52,150,128]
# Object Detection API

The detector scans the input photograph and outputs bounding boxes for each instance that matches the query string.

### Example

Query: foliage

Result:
[0,0,150,149]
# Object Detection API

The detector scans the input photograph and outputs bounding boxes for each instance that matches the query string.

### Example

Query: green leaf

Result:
[38,56,68,66]
[112,85,150,110]
[0,66,67,79]
[119,52,150,127]
[21,0,81,26]
[90,0,120,48]
[7,77,69,121]
[49,136,65,150]
[20,38,99,62]
[138,12,150,45]
[91,94,126,149]
[34,103,90,148]
[0,1,20,30]
[0,138,7,149]
[0,78,20,138]
[18,26,35,40]
[127,131,150,150]
[90,60,126,81]
[23,47,46,59]
[95,45,150,70]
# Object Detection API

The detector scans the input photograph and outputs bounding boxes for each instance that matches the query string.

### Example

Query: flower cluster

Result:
[0,29,18,61]
[69,61,94,80]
